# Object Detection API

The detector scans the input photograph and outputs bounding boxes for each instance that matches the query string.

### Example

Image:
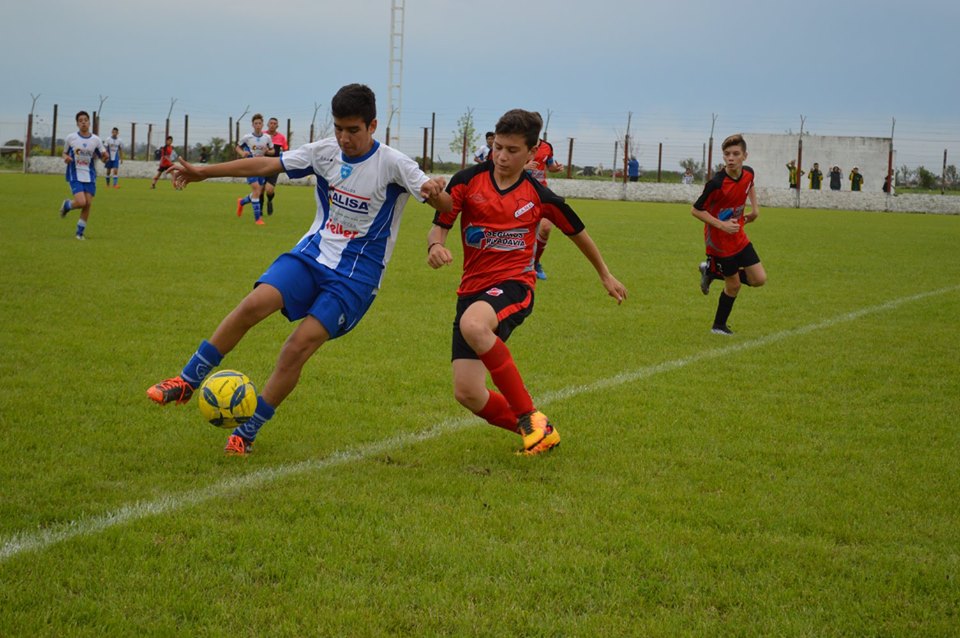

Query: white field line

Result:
[1,285,957,564]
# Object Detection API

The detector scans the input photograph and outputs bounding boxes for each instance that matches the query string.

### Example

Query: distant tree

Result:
[449,108,478,160]
[916,166,938,190]
[896,165,915,186]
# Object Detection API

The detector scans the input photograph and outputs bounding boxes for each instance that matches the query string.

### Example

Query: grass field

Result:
[1,173,958,636]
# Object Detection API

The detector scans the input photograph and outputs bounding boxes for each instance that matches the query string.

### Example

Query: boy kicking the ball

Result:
[693,133,766,335]
[146,84,450,455]
[426,109,627,456]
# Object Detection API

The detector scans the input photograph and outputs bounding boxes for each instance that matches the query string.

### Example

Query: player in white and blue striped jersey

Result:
[234,114,274,224]
[103,127,123,188]
[58,111,108,240]
[146,84,452,456]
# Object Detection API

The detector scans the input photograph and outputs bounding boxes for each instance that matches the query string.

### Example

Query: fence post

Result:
[286,118,292,148]
[50,104,58,157]
[147,123,153,162]
[130,123,136,160]
[24,113,33,173]
[657,142,663,182]
[566,138,574,179]
[183,114,189,161]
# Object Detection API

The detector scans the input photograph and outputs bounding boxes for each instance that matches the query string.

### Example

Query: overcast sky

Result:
[3,0,957,168]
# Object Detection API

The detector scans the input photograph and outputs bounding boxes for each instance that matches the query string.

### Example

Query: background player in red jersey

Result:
[692,133,766,335]
[263,117,289,215]
[525,136,563,280]
[427,109,626,456]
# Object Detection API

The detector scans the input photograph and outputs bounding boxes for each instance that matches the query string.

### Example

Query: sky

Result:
[3,0,958,169]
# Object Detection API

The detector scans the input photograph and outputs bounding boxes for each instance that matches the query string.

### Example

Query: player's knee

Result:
[750,273,766,287]
[453,381,484,410]
[725,279,742,296]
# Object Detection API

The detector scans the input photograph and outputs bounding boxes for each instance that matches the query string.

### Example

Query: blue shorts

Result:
[246,176,266,186]
[256,253,377,339]
[104,159,120,170]
[69,180,96,196]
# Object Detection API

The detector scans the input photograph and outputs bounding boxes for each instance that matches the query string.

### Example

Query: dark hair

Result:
[75,110,90,123]
[331,84,377,125]
[268,117,278,123]
[112,127,119,133]
[721,134,746,152]
[252,113,263,123]
[166,136,173,143]
[485,131,494,138]
[494,109,542,149]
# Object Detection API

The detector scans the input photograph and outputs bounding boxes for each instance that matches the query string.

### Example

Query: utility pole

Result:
[707,113,717,180]
[796,115,806,208]
[387,0,405,149]
[165,97,177,141]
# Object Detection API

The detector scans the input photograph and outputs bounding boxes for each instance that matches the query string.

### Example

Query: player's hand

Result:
[420,177,446,200]
[169,157,204,190]
[744,211,759,224]
[601,273,627,305]
[718,219,740,234]
[427,243,453,269]
[63,155,72,164]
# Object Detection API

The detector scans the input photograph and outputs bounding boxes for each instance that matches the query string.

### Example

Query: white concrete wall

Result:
[740,133,892,192]
[28,156,958,215]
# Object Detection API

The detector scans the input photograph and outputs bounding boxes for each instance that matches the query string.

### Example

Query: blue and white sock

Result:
[234,396,275,442]
[252,200,262,220]
[180,339,224,389]
[240,195,251,206]
[76,219,86,236]
[113,176,118,186]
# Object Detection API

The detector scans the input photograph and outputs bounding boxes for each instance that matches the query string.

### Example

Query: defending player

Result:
[234,114,274,224]
[427,109,626,456]
[103,127,123,188]
[524,137,563,280]
[150,137,177,189]
[146,84,450,456]
[58,111,108,240]
[693,133,766,335]
[263,116,289,215]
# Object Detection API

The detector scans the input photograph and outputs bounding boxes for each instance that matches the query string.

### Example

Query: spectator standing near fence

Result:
[849,166,864,191]
[263,117,289,216]
[682,167,695,185]
[628,156,640,182]
[829,165,843,191]
[58,111,108,240]
[786,159,803,189]
[808,162,823,190]
[103,127,123,189]
[694,134,766,335]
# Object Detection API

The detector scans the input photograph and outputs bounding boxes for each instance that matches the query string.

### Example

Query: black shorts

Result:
[451,280,534,360]
[265,174,279,186]
[712,242,761,277]
[156,164,173,174]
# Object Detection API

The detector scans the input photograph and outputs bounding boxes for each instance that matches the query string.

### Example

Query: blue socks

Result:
[252,200,262,221]
[76,219,86,237]
[180,339,224,389]
[234,396,275,442]
[240,195,251,206]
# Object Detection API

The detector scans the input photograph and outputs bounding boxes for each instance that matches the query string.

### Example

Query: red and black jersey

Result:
[527,139,555,185]
[693,166,754,257]
[158,144,176,168]
[434,162,585,296]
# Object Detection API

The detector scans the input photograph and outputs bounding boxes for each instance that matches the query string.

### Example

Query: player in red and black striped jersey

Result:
[526,138,563,280]
[691,134,766,335]
[428,109,627,456]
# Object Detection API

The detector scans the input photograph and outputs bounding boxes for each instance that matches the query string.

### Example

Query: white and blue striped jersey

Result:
[238,132,274,158]
[104,135,123,162]
[64,132,106,183]
[280,138,431,291]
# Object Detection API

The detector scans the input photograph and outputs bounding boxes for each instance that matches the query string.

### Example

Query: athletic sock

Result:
[535,237,548,262]
[252,200,262,220]
[714,291,737,327]
[476,391,519,432]
[240,195,251,206]
[75,219,86,237]
[113,177,118,186]
[180,339,224,389]
[477,338,535,417]
[233,396,275,442]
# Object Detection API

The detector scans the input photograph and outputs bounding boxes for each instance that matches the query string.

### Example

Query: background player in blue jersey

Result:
[103,127,123,188]
[147,84,451,456]
[59,111,108,240]
[234,113,274,225]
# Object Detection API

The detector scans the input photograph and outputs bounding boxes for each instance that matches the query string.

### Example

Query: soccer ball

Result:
[197,370,257,428]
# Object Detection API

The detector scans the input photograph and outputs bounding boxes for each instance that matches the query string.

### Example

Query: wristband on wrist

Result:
[428,241,442,253]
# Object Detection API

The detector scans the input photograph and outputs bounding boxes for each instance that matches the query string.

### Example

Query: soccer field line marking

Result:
[1,284,957,564]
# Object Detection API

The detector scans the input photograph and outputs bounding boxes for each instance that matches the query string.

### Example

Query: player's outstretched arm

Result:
[170,156,283,189]
[421,177,452,213]
[568,230,627,304]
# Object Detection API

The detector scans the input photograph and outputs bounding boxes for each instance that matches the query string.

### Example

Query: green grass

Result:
[1,173,958,636]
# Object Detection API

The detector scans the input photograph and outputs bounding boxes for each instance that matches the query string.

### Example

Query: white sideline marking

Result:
[1,285,957,563]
